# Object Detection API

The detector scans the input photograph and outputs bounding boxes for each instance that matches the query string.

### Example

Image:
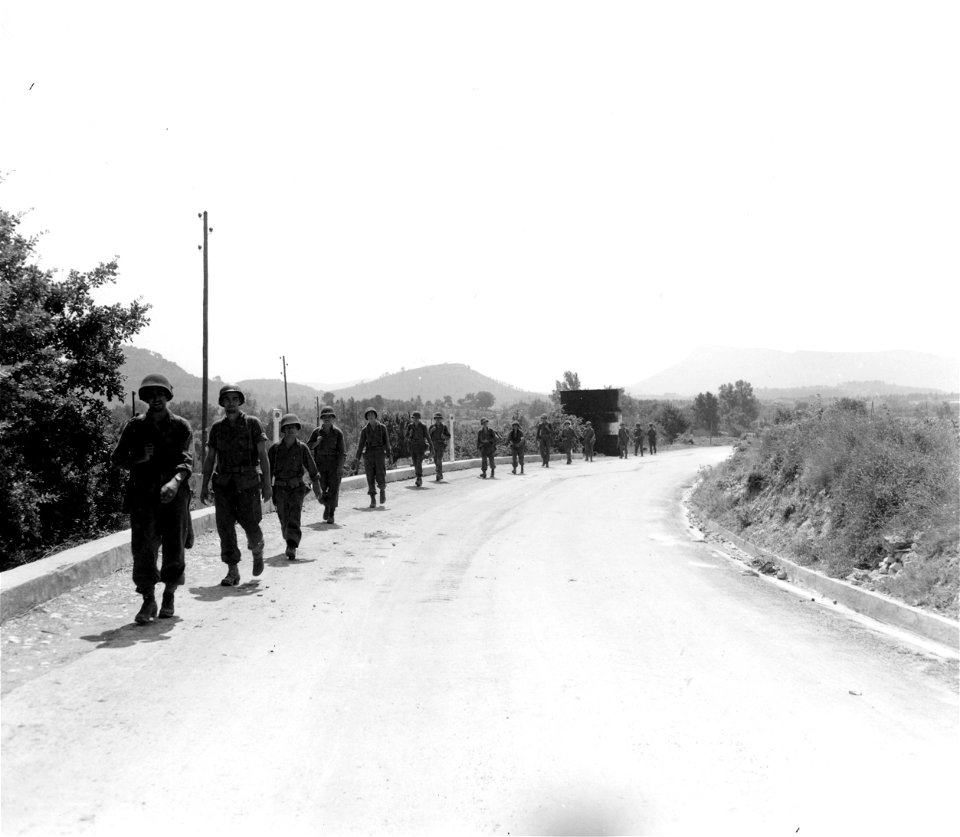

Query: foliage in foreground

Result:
[692,402,959,615]
[0,207,149,570]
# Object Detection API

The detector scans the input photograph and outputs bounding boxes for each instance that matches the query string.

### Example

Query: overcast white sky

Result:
[2,1,957,392]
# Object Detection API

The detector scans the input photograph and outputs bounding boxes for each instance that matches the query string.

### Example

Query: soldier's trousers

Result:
[316,459,341,512]
[431,445,444,479]
[584,441,594,461]
[511,447,525,470]
[364,451,387,496]
[410,446,428,479]
[565,445,574,464]
[480,447,496,475]
[539,443,550,466]
[213,484,264,564]
[130,488,190,594]
[634,441,644,456]
[273,484,307,549]
[618,444,628,459]
[650,439,657,454]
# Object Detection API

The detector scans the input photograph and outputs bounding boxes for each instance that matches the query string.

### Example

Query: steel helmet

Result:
[138,373,173,402]
[319,406,336,419]
[218,384,245,406]
[280,413,301,430]
[363,407,378,420]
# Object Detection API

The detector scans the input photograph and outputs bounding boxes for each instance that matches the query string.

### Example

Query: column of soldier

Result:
[112,374,654,625]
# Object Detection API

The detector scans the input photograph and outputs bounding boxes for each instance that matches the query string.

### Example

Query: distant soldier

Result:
[581,420,596,462]
[428,412,451,482]
[200,384,272,586]
[648,422,658,455]
[355,407,392,507]
[507,419,525,475]
[633,422,645,457]
[617,424,630,459]
[405,411,431,487]
[560,419,578,464]
[477,417,501,478]
[268,414,322,560]
[111,374,193,624]
[308,406,347,523]
[535,414,554,467]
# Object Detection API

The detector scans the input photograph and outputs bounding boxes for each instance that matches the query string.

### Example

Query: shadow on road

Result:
[79,618,180,649]
[265,555,317,567]
[187,582,262,602]
[306,522,342,531]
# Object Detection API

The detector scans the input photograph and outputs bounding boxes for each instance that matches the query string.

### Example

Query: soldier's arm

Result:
[199,445,216,504]
[160,424,193,504]
[257,440,271,502]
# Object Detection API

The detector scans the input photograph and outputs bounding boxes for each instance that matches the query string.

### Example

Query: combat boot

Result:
[369,494,376,508]
[379,487,386,505]
[285,546,297,560]
[135,591,158,625]
[220,564,240,586]
[158,584,176,618]
[252,551,265,577]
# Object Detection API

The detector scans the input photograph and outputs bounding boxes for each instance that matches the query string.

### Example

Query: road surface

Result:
[2,447,957,836]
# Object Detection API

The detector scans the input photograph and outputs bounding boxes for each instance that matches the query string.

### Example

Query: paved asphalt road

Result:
[2,447,957,836]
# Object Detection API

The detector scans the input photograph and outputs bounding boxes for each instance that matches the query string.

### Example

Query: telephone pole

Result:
[280,355,289,413]
[200,211,211,460]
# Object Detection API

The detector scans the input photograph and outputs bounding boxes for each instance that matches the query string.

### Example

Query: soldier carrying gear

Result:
[507,419,525,475]
[405,410,431,487]
[477,417,501,479]
[268,414,322,560]
[647,422,658,455]
[633,422,645,457]
[200,384,272,586]
[617,423,630,459]
[428,412,451,482]
[307,406,347,523]
[581,420,596,462]
[535,414,554,468]
[112,374,193,624]
[355,407,392,507]
[560,419,578,465]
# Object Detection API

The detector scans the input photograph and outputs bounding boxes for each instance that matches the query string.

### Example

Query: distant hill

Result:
[756,381,959,401]
[117,348,545,411]
[315,363,546,405]
[627,347,959,396]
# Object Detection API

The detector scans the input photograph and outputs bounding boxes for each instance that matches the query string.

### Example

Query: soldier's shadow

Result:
[79,618,180,649]
[266,554,317,567]
[187,581,262,602]
[354,506,385,512]
[404,485,431,491]
[307,522,342,531]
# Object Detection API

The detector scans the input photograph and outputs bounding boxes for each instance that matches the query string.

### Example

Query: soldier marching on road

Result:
[507,420,525,475]
[268,414,322,560]
[477,417,501,479]
[535,414,554,467]
[405,411,430,487]
[617,424,630,459]
[560,419,578,465]
[428,412,451,482]
[633,422,645,457]
[355,407,392,507]
[308,406,347,523]
[111,374,193,624]
[581,420,596,461]
[200,384,272,586]
[648,422,658,455]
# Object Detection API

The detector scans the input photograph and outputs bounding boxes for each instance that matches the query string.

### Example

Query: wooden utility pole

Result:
[131,390,136,417]
[200,211,211,462]
[316,395,320,426]
[280,355,289,413]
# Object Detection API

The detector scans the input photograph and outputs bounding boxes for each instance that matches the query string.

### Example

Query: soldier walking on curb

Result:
[560,419,578,464]
[507,420,525,474]
[405,411,430,487]
[535,414,554,467]
[200,384,272,586]
[648,422,658,455]
[617,423,630,459]
[633,422,645,457]
[268,414,322,560]
[111,374,193,624]
[477,417,500,478]
[581,420,596,461]
[355,407,392,507]
[428,412,450,482]
[308,406,347,523]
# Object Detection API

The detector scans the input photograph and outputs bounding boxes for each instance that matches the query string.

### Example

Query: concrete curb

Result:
[0,453,566,622]
[698,517,959,648]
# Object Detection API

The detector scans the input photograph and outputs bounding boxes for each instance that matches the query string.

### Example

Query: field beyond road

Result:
[2,448,957,836]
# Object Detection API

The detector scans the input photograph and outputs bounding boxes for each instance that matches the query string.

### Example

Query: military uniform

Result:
[633,423,645,457]
[535,419,554,467]
[648,424,658,454]
[507,422,525,474]
[477,420,500,478]
[405,412,430,487]
[428,413,451,482]
[560,422,578,464]
[208,411,268,565]
[112,410,193,595]
[269,415,321,559]
[581,422,596,461]
[617,425,630,458]
[356,409,392,505]
[308,409,347,521]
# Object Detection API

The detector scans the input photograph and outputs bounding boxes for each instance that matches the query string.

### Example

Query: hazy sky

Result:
[2,1,957,393]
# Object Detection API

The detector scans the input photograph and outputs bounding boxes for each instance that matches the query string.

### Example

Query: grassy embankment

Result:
[691,405,959,618]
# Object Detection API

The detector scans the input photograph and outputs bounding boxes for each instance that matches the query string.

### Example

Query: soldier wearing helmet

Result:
[354,407,393,507]
[581,420,596,462]
[427,412,450,482]
[617,423,630,459]
[476,417,501,479]
[268,414,322,560]
[633,422,645,457]
[200,384,272,585]
[560,419,578,465]
[506,419,525,475]
[307,406,347,523]
[111,374,193,624]
[535,414,554,467]
[405,410,430,487]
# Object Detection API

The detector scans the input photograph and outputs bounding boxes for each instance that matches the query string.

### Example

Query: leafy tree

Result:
[0,207,150,569]
[692,391,720,440]
[475,390,496,410]
[551,370,581,404]
[718,379,760,435]
[656,404,690,443]
[321,391,335,406]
